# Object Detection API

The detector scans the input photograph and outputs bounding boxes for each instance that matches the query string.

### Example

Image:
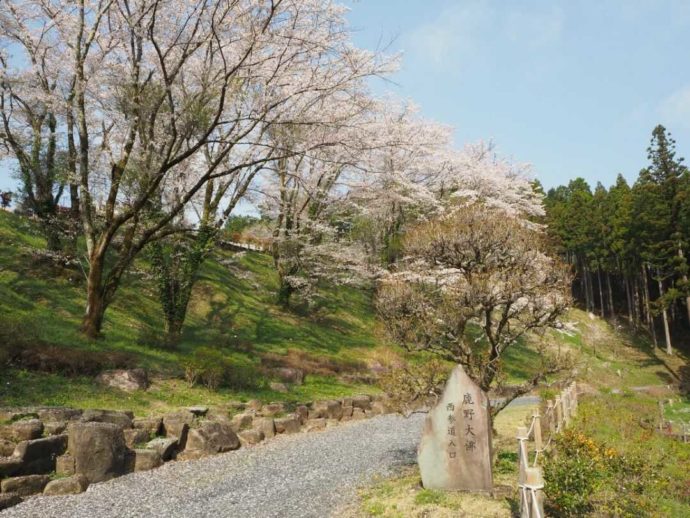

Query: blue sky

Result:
[345,0,690,189]
[2,1,690,195]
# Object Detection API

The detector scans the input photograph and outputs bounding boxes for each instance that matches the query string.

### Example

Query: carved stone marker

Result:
[418,364,493,492]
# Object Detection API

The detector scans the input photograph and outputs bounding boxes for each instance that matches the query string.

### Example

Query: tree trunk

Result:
[678,247,690,325]
[642,265,657,347]
[597,267,605,318]
[624,274,633,325]
[606,272,615,321]
[277,277,294,308]
[82,256,107,339]
[657,274,673,355]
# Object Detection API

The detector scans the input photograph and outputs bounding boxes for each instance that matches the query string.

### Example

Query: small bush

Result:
[182,347,264,391]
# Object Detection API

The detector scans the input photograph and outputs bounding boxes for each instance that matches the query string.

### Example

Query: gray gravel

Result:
[2,414,424,518]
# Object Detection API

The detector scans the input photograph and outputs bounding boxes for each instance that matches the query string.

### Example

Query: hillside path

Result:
[2,414,425,518]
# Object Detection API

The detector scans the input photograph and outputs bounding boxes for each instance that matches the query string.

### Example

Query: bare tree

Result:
[376,204,572,415]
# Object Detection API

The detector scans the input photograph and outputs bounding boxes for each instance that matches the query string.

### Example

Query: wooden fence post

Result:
[546,400,555,435]
[516,425,529,485]
[533,411,542,453]
[555,396,563,431]
[521,466,545,518]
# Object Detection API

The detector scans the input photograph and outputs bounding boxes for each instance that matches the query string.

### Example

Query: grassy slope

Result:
[0,210,382,414]
[353,310,690,517]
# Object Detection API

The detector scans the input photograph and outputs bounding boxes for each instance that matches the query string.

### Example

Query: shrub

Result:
[182,347,264,391]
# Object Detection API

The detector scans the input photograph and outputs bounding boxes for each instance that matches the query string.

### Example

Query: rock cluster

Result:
[0,394,389,511]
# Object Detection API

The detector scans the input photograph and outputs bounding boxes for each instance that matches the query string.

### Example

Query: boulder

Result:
[67,422,128,483]
[13,434,68,474]
[371,401,389,415]
[274,416,301,435]
[341,397,353,408]
[0,409,38,423]
[272,367,305,385]
[227,401,246,411]
[304,419,327,432]
[162,412,194,447]
[341,406,354,419]
[261,403,284,417]
[238,429,264,446]
[0,457,23,478]
[309,400,342,420]
[0,439,15,457]
[253,417,275,439]
[146,437,178,462]
[43,474,89,496]
[1,475,50,497]
[132,417,162,436]
[0,493,22,511]
[36,408,82,422]
[269,382,289,393]
[352,395,372,410]
[184,422,241,455]
[351,408,366,420]
[133,449,163,472]
[186,406,208,417]
[295,406,309,424]
[81,409,133,430]
[326,419,340,427]
[44,421,68,436]
[123,428,150,449]
[0,419,43,442]
[96,368,149,392]
[230,413,253,433]
[56,454,75,476]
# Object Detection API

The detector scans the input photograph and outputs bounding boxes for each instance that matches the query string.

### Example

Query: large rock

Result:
[272,367,305,385]
[132,417,162,435]
[295,406,309,424]
[184,422,240,455]
[13,434,68,474]
[269,382,289,393]
[309,400,342,420]
[418,364,493,492]
[133,449,163,472]
[351,395,372,410]
[43,474,89,496]
[304,419,327,432]
[230,413,253,433]
[0,493,22,511]
[261,403,284,417]
[123,428,150,449]
[96,368,149,392]
[1,475,50,496]
[67,422,128,483]
[0,457,23,478]
[55,454,75,476]
[146,437,178,461]
[245,400,263,412]
[351,408,366,420]
[253,417,276,439]
[162,411,194,447]
[36,408,82,422]
[274,416,301,435]
[238,429,264,446]
[0,439,16,456]
[0,419,43,442]
[81,409,133,429]
[186,406,208,417]
[44,421,68,436]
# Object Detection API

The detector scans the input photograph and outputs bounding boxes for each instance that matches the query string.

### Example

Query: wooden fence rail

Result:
[516,382,578,518]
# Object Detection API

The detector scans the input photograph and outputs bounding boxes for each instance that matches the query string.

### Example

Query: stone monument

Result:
[418,364,493,492]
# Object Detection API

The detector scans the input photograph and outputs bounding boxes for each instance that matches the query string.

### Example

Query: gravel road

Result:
[2,414,425,518]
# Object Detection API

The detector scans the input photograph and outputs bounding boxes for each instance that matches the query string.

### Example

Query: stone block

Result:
[1,475,50,497]
[68,422,128,483]
[133,449,163,472]
[43,474,89,496]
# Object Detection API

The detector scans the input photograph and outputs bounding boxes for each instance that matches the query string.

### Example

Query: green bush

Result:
[544,430,659,517]
[181,347,263,391]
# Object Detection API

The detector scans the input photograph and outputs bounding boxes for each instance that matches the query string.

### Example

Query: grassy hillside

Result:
[0,210,383,414]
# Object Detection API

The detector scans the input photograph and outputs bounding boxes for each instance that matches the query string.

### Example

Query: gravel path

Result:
[2,414,424,518]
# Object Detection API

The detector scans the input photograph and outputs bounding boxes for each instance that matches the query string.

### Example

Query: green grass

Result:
[0,210,382,414]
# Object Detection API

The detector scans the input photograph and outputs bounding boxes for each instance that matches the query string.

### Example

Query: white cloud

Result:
[659,86,690,129]
[405,1,564,67]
